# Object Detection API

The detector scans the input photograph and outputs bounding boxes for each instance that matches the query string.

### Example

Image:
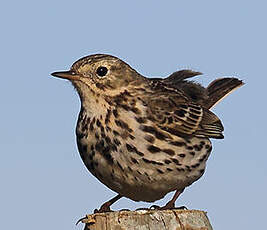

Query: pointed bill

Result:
[51,70,79,80]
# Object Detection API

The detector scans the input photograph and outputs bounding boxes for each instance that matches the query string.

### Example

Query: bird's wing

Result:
[145,82,224,139]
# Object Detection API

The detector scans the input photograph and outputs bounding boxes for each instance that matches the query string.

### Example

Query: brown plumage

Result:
[51,54,243,212]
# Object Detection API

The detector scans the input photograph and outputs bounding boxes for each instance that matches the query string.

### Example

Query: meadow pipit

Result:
[52,54,243,212]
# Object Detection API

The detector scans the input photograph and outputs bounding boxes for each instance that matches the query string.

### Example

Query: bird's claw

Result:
[149,205,161,210]
[118,208,131,211]
[135,207,150,211]
[175,205,187,210]
[149,204,187,210]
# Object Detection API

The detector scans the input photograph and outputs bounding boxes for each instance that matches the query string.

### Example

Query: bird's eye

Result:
[96,66,108,77]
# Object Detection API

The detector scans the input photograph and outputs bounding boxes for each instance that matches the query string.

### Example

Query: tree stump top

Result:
[80,209,213,230]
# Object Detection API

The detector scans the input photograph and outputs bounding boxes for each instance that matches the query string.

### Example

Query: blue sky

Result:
[1,1,266,229]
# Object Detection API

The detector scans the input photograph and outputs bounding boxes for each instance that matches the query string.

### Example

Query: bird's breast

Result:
[75,100,213,201]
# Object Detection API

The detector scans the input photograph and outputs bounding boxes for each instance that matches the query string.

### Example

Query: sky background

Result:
[1,1,266,229]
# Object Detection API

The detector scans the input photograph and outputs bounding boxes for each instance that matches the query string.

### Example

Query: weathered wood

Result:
[80,209,213,230]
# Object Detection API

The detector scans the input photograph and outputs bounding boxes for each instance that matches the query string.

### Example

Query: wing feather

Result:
[145,82,224,139]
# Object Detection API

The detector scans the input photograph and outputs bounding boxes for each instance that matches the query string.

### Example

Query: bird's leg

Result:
[94,194,122,213]
[160,188,185,210]
[149,188,185,210]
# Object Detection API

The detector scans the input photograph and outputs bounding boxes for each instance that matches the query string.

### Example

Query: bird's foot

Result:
[149,188,187,210]
[149,203,187,210]
[94,203,113,213]
[94,201,114,213]
[149,205,161,210]
[94,194,122,213]
[135,207,151,211]
[118,208,131,211]
[172,206,187,210]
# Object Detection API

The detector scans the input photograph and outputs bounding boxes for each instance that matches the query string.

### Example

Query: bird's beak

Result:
[51,70,79,80]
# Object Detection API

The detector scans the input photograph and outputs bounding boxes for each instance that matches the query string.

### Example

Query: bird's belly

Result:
[77,126,212,202]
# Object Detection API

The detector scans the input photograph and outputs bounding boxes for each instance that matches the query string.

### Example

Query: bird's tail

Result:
[205,78,244,109]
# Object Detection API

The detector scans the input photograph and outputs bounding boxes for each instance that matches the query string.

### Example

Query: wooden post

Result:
[80,209,213,230]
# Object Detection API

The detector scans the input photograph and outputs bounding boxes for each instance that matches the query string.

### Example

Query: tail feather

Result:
[165,70,202,83]
[206,78,244,109]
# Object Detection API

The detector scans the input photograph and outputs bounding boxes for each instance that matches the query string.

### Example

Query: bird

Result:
[51,54,243,213]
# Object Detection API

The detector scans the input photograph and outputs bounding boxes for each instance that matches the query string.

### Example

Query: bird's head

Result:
[51,54,145,102]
